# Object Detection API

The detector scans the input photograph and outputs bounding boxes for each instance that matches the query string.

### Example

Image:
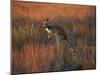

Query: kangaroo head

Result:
[43,18,49,28]
[42,18,54,39]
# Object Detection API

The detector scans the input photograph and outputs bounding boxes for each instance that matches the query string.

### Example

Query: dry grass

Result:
[12,17,96,74]
[11,1,96,74]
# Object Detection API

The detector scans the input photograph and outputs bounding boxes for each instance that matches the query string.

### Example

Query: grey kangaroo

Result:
[42,18,69,71]
[42,18,82,71]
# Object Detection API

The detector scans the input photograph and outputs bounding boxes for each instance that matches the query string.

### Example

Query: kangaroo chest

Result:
[45,28,52,34]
